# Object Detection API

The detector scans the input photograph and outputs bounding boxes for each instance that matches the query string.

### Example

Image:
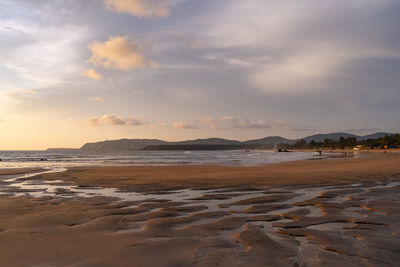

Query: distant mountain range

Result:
[76,132,394,151]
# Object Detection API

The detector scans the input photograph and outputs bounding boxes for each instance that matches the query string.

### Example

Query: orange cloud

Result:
[172,121,197,129]
[197,117,218,129]
[87,97,103,101]
[104,0,170,17]
[87,114,148,126]
[88,36,157,70]
[23,89,37,94]
[81,69,103,80]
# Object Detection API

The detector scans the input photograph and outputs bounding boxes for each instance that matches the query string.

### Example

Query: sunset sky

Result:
[1,0,400,149]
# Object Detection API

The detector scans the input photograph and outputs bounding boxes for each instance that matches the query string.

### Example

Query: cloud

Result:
[104,0,170,17]
[87,114,148,126]
[193,116,277,130]
[197,117,218,129]
[22,89,37,94]
[249,45,351,92]
[87,97,103,101]
[172,121,197,129]
[220,116,239,126]
[88,36,157,70]
[200,0,400,93]
[179,116,274,130]
[245,120,273,129]
[0,21,89,90]
[219,116,313,132]
[81,69,103,80]
[5,88,40,100]
[221,116,272,129]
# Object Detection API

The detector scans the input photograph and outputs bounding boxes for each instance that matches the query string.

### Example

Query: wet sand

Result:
[31,154,400,191]
[0,168,41,175]
[0,155,400,266]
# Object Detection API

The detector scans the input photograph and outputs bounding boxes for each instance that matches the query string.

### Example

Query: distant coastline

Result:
[50,132,397,151]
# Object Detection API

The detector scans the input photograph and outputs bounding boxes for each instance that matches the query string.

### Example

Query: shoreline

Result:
[0,149,339,168]
[18,153,400,192]
[290,147,400,154]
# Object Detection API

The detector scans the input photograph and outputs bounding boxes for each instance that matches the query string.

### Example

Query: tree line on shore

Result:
[277,134,400,150]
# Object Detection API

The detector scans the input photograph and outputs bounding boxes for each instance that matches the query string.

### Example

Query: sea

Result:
[0,150,335,169]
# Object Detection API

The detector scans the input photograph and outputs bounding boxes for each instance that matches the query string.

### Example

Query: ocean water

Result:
[0,150,332,168]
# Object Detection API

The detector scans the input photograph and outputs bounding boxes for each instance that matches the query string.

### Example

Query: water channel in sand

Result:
[1,168,399,210]
[1,168,400,265]
[1,168,399,230]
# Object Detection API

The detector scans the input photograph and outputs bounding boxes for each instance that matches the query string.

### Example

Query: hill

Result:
[80,139,167,151]
[78,132,394,151]
[173,138,240,145]
[242,136,294,145]
[302,132,391,142]
[303,133,358,143]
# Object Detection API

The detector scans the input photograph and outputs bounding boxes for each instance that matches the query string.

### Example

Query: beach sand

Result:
[0,168,42,175]
[32,154,400,190]
[0,155,399,266]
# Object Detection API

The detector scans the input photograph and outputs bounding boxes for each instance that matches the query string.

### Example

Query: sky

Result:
[1,0,400,150]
